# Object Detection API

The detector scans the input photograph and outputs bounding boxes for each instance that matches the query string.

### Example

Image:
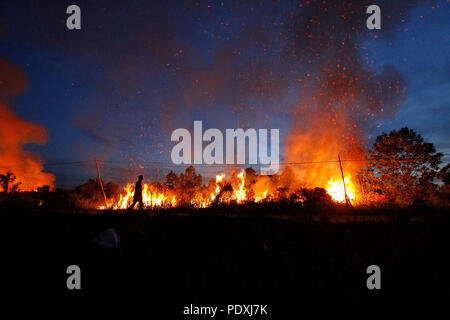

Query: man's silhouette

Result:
[128,175,144,210]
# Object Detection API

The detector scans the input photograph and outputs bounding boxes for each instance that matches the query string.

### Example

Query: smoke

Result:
[284,0,411,187]
[4,0,420,186]
[0,58,54,190]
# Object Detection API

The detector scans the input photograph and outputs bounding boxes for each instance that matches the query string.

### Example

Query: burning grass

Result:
[98,166,360,211]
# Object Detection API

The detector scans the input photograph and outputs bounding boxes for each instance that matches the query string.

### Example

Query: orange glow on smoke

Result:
[0,59,54,191]
[0,103,55,190]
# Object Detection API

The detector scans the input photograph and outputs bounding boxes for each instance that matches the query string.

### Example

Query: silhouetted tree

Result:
[37,185,50,193]
[10,182,21,193]
[0,171,16,194]
[165,171,180,189]
[36,185,51,207]
[360,127,444,205]
[180,166,202,188]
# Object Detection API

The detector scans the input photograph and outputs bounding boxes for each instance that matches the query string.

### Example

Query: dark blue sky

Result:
[0,0,448,188]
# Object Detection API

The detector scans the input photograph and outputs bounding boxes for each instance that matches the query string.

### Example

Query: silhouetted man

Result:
[128,175,144,210]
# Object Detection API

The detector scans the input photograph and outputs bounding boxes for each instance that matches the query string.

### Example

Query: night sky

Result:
[0,0,448,189]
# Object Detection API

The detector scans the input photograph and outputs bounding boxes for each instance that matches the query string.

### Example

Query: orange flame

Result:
[232,169,247,203]
[326,175,356,203]
[99,168,361,210]
[102,183,177,210]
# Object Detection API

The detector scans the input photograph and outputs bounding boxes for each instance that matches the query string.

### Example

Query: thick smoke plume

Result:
[284,0,411,187]
[0,58,54,190]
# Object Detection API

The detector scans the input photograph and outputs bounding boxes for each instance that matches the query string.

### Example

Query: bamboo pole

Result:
[338,154,351,206]
[95,157,108,209]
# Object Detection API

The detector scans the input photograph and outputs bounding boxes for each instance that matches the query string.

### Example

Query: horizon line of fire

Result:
[98,168,356,210]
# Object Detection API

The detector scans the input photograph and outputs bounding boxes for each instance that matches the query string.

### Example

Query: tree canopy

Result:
[165,166,202,189]
[360,127,447,205]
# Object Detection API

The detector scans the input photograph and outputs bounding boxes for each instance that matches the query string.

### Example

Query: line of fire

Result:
[95,160,356,211]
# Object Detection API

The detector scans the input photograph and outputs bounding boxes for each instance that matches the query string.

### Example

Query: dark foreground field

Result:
[1,207,450,315]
